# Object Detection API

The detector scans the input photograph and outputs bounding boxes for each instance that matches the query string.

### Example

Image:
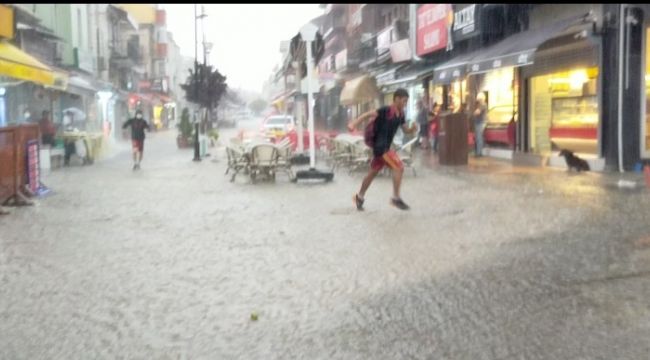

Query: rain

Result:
[1,4,650,359]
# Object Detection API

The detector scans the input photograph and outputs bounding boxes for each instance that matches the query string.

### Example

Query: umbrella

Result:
[62,107,86,122]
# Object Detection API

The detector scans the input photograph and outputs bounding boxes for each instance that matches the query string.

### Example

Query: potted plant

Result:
[177,107,193,148]
[208,128,219,147]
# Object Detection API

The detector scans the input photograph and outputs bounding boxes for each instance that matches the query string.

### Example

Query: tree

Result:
[248,98,268,115]
[181,62,228,110]
[181,62,228,131]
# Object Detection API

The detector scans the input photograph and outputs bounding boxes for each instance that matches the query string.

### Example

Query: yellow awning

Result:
[0,40,55,86]
[340,75,379,106]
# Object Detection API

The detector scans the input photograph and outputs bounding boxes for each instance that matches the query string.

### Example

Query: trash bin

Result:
[438,112,468,166]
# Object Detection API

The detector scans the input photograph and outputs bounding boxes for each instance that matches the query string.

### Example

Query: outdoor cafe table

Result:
[60,131,103,163]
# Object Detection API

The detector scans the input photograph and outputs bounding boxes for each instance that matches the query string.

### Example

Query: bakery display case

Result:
[549,95,598,154]
[484,104,516,147]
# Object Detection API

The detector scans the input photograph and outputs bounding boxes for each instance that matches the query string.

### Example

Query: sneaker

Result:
[353,194,364,211]
[132,164,137,171]
[390,198,410,210]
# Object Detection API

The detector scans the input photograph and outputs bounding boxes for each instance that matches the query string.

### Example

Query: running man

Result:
[347,88,417,211]
[122,109,151,170]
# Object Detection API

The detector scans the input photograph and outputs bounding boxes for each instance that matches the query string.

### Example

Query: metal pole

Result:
[295,62,304,153]
[305,39,317,169]
[617,4,626,172]
[193,4,200,161]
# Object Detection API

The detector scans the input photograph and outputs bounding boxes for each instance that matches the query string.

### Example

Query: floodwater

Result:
[2,121,650,359]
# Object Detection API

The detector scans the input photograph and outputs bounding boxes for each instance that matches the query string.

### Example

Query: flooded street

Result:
[1,120,650,359]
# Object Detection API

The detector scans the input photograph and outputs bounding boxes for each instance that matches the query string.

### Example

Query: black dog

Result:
[559,149,590,172]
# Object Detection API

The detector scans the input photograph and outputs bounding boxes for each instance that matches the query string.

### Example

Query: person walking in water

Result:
[347,88,417,211]
[122,109,151,170]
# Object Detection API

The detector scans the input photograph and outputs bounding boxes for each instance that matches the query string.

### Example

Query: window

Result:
[529,67,599,155]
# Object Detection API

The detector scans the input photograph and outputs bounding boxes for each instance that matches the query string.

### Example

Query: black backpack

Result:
[364,107,389,148]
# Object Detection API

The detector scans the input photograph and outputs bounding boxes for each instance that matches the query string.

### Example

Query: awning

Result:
[67,74,97,96]
[0,40,54,86]
[46,67,69,91]
[395,62,437,82]
[374,64,408,86]
[340,75,379,106]
[432,50,481,85]
[466,13,591,74]
[380,75,419,94]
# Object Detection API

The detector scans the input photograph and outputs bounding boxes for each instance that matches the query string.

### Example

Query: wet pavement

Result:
[2,121,650,359]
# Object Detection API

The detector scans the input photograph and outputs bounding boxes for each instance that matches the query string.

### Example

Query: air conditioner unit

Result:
[54,42,65,61]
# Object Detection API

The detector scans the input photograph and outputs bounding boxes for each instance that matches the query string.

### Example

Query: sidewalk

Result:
[417,150,649,193]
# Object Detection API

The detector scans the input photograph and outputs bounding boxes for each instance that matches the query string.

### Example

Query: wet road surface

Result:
[2,122,650,359]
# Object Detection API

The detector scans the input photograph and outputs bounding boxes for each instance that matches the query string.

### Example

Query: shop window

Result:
[447,79,467,113]
[529,67,599,155]
[430,83,444,109]
[479,67,517,127]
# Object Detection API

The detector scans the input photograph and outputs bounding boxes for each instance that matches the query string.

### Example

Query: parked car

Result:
[260,115,295,140]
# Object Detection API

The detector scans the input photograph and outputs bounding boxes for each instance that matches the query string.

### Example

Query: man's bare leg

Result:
[358,168,380,199]
[391,167,404,199]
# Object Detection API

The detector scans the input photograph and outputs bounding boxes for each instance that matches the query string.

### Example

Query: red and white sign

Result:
[417,4,452,56]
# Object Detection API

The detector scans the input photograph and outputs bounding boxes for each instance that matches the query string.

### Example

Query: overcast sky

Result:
[163,4,323,94]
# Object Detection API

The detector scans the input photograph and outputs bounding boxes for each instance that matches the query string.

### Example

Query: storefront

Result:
[451,12,601,160]
[638,5,650,160]
[432,53,473,112]
[527,67,599,155]
[520,23,601,158]
[461,66,518,149]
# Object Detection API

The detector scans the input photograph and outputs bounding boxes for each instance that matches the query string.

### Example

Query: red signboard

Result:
[26,140,39,194]
[156,10,166,26]
[417,4,452,56]
[139,81,151,91]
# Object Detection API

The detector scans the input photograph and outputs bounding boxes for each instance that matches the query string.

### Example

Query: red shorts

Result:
[132,139,144,152]
[370,149,403,172]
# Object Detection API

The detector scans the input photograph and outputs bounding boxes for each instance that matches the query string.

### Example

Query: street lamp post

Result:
[292,60,305,154]
[192,5,208,162]
[294,22,333,183]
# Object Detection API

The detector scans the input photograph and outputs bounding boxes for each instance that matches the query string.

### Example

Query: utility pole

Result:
[294,22,333,182]
[193,4,207,162]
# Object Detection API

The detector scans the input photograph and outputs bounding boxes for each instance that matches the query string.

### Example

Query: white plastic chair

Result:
[250,144,279,183]
[398,137,418,176]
